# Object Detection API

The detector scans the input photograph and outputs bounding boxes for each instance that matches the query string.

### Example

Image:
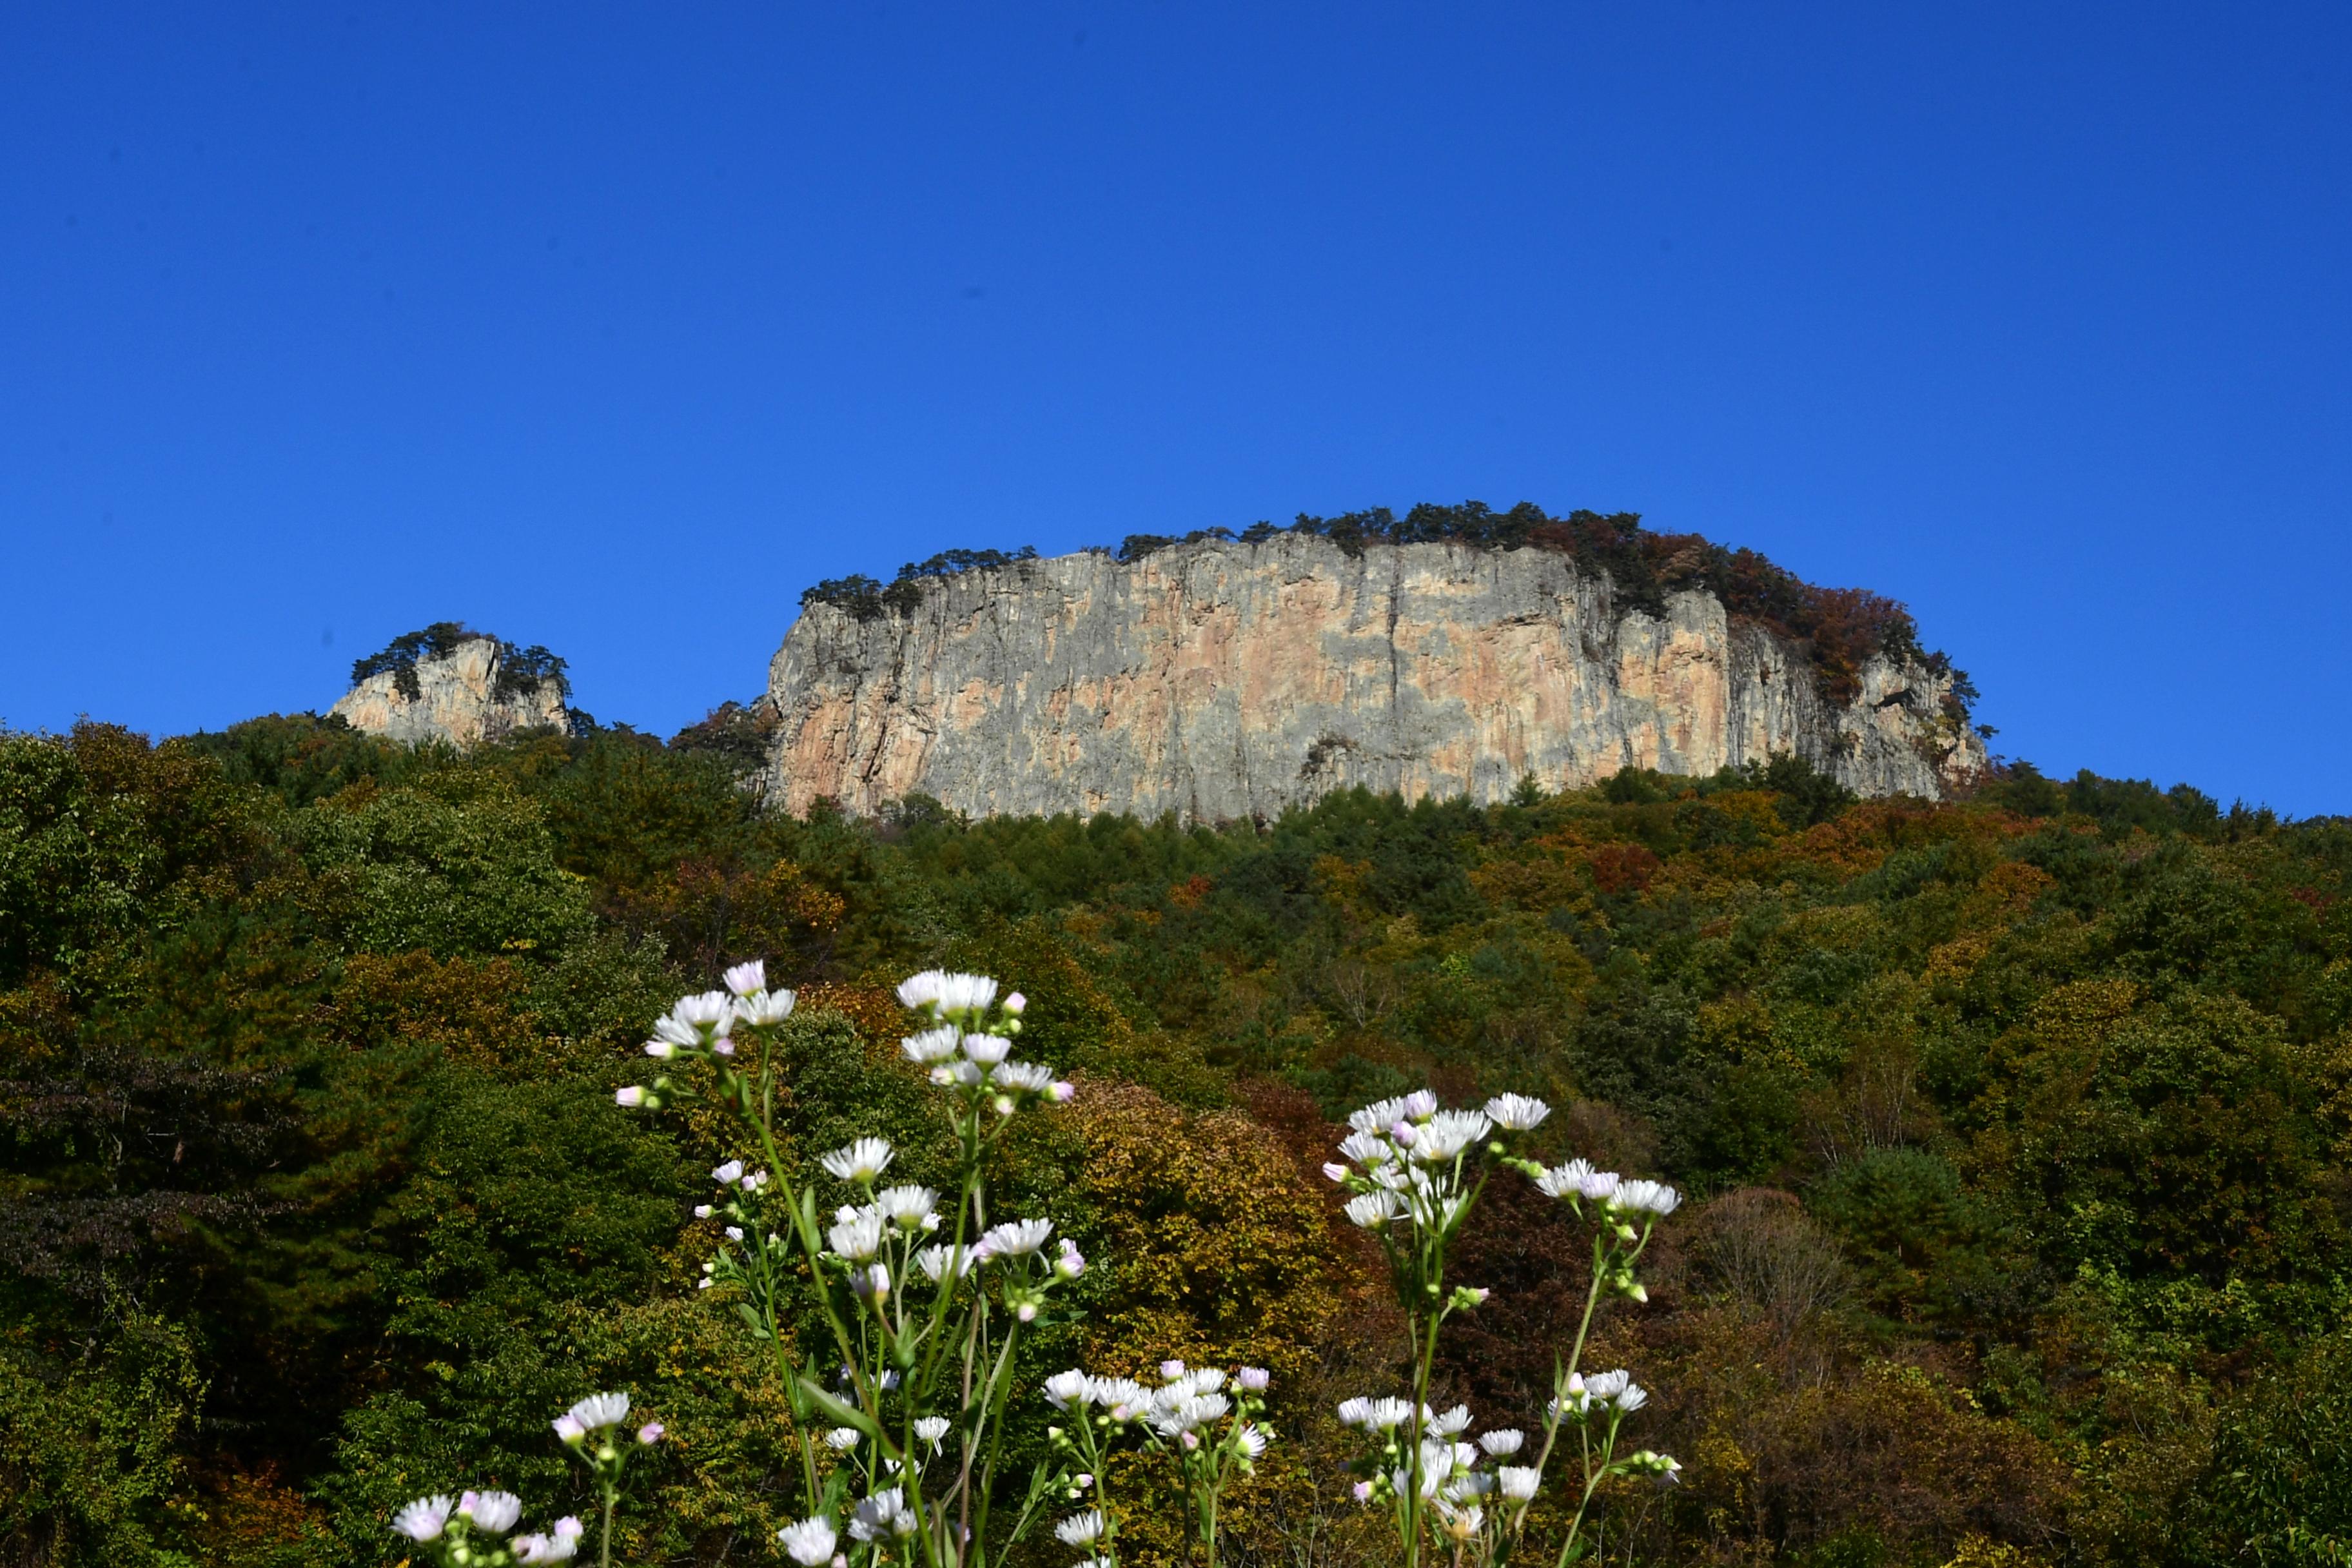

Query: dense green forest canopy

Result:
[796,502,1970,711]
[3,712,2347,1566]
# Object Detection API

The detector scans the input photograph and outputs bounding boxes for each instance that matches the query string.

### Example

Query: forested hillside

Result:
[4,714,2349,1566]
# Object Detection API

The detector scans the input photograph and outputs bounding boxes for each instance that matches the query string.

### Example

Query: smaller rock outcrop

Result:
[330,624,571,746]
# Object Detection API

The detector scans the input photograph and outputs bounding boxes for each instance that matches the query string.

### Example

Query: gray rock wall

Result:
[761,535,1984,819]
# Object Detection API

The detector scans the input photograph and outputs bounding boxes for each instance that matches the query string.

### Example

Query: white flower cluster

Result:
[1334,1400,1535,1522]
[1531,1158,1681,1219]
[394,1391,661,1562]
[1041,1360,1275,1568]
[1059,1361,1268,1447]
[394,1491,587,1563]
[898,992,1077,1114]
[1529,1158,1680,1302]
[1322,1090,1551,1238]
[798,1135,1083,1320]
[616,960,798,1110]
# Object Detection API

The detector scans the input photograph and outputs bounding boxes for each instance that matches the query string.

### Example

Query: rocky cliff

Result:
[761,534,1985,820]
[331,636,570,745]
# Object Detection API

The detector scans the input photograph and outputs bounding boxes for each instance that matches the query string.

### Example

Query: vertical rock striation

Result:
[761,534,1985,820]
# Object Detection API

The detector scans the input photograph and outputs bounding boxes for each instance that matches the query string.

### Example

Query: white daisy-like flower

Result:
[827,1211,884,1261]
[565,1392,631,1431]
[514,1527,580,1564]
[1437,1503,1485,1541]
[1478,1428,1525,1456]
[1055,1511,1108,1547]
[393,1496,455,1542]
[1237,1366,1271,1391]
[1612,1381,1649,1413]
[916,1243,974,1280]
[1348,1095,1412,1135]
[961,1033,1011,1066]
[1535,1159,1620,1203]
[1090,1378,1151,1421]
[848,1263,892,1304]
[1361,1396,1415,1431]
[1401,1088,1439,1119]
[1413,1110,1493,1162]
[848,1487,914,1541]
[992,1060,1055,1094]
[1418,1438,1475,1483]
[736,989,796,1026]
[821,1138,895,1183]
[711,1160,745,1185]
[1611,1179,1681,1217]
[459,1491,523,1534]
[976,1218,1052,1258]
[651,1016,701,1049]
[901,1026,961,1064]
[1153,1393,1230,1436]
[1344,1191,1402,1230]
[1427,1404,1473,1436]
[897,971,999,1014]
[1497,1465,1541,1500]
[914,1416,952,1446]
[1043,1369,1092,1410]
[1232,1421,1269,1460]
[1482,1093,1551,1132]
[1337,1130,1395,1166]
[874,1186,938,1228]
[1583,1369,1631,1400]
[723,960,767,997]
[777,1516,839,1566]
[672,991,735,1029]
[825,1427,862,1451]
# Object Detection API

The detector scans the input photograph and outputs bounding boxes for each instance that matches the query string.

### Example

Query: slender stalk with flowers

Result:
[1324,1092,1681,1568]
[391,1393,660,1566]
[618,965,1084,1568]
[1037,1360,1277,1568]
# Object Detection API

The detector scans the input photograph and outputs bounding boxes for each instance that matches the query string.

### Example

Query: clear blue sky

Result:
[5,5,2347,812]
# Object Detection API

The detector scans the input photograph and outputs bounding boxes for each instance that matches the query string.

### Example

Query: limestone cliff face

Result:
[331,639,569,746]
[762,535,1984,820]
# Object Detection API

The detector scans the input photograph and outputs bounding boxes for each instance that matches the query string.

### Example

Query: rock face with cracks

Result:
[762,534,1987,821]
[331,638,569,747]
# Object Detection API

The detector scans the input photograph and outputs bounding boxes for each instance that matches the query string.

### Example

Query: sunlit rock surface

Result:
[331,638,569,746]
[761,535,1984,820]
